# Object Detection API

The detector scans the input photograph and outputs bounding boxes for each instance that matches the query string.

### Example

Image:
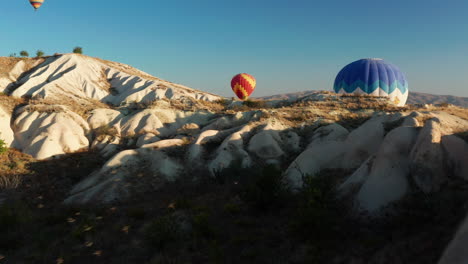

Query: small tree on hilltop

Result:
[36,50,45,57]
[73,47,83,54]
[20,50,29,57]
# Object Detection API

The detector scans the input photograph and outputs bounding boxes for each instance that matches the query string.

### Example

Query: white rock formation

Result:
[441,135,468,180]
[0,106,14,147]
[12,105,89,159]
[201,111,263,131]
[187,127,241,167]
[248,119,286,160]
[341,114,388,169]
[87,108,122,130]
[410,118,446,193]
[282,131,301,153]
[64,148,183,204]
[99,136,121,158]
[136,133,160,148]
[431,111,468,135]
[7,54,221,105]
[208,124,254,175]
[141,138,185,149]
[177,123,200,135]
[307,123,349,148]
[285,117,384,191]
[350,127,418,212]
[285,141,345,191]
[89,108,216,139]
[0,58,44,93]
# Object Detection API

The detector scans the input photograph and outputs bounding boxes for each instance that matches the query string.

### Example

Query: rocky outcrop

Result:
[441,135,468,180]
[307,123,349,147]
[5,54,221,105]
[248,119,287,160]
[410,118,446,193]
[341,127,418,212]
[12,105,89,159]
[64,148,183,204]
[341,114,389,169]
[208,124,254,175]
[0,106,14,147]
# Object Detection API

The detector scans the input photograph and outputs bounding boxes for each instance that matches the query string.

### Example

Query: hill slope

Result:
[0,54,221,106]
[259,90,468,108]
[0,56,468,264]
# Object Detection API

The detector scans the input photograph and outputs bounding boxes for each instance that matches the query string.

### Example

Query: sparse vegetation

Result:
[73,46,83,54]
[144,215,181,249]
[0,148,34,189]
[94,124,119,138]
[19,50,29,57]
[0,55,466,263]
[36,50,45,57]
[0,150,464,263]
[243,99,267,108]
[0,138,7,154]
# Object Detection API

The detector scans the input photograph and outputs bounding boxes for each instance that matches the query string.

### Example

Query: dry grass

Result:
[0,57,23,78]
[28,96,111,119]
[22,103,67,114]
[94,125,119,139]
[0,57,45,79]
[438,106,468,121]
[0,148,35,189]
[126,97,227,113]
[0,93,25,113]
[98,69,112,93]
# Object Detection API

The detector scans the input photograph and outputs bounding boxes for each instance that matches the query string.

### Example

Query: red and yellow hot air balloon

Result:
[231,73,256,100]
[29,0,44,11]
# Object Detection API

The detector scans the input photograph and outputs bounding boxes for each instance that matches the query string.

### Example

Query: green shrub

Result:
[73,46,83,54]
[240,165,287,211]
[20,50,29,57]
[144,215,180,249]
[243,99,266,108]
[0,202,33,250]
[0,138,7,154]
[192,211,216,239]
[290,172,342,242]
[36,50,45,57]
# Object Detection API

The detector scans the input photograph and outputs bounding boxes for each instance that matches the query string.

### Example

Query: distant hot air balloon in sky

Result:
[333,58,409,106]
[29,0,44,11]
[231,73,256,100]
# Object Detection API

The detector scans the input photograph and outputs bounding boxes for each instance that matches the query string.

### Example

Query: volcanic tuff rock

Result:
[1,54,468,263]
[1,54,468,213]
[260,90,468,108]
[1,54,220,108]
[0,105,14,147]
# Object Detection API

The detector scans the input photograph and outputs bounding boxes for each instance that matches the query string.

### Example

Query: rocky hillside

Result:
[0,55,468,263]
[260,90,468,108]
[407,92,468,108]
[0,54,220,107]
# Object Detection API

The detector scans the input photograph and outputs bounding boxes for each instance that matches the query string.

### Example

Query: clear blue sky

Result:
[1,0,467,97]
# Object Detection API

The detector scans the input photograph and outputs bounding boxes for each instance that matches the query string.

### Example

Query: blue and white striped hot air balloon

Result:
[333,58,409,106]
